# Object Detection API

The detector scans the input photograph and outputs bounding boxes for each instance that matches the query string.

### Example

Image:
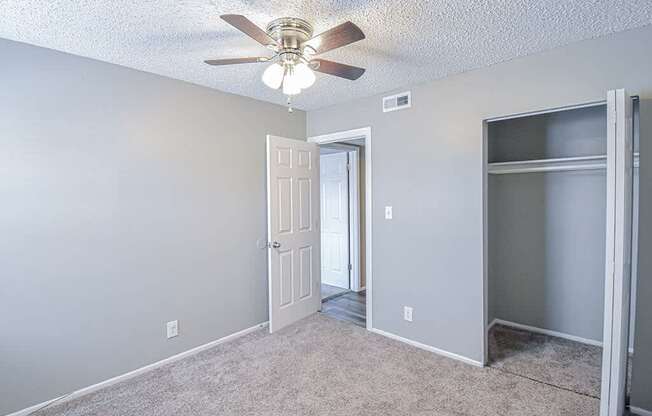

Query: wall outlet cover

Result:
[385,206,393,219]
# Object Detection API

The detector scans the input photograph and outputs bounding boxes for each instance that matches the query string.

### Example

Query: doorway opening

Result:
[309,127,372,330]
[318,139,366,327]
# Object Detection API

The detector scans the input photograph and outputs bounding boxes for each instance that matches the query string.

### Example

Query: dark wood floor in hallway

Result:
[320,290,366,327]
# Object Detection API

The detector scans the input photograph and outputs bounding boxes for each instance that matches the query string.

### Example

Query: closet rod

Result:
[488,153,640,175]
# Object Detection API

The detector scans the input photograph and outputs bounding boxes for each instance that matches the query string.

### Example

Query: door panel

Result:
[299,246,313,299]
[600,89,634,416]
[278,177,292,234]
[298,178,312,231]
[320,152,350,289]
[267,135,321,333]
[279,250,293,307]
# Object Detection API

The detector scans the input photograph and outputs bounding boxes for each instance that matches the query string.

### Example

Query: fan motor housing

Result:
[266,17,313,50]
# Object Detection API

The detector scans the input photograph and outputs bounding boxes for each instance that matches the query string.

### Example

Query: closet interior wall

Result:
[487,103,639,348]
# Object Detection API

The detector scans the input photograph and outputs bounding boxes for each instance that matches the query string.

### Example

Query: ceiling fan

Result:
[205,15,366,106]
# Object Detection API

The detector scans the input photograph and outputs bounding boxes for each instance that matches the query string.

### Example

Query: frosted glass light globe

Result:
[262,63,284,89]
[282,74,301,95]
[294,63,316,89]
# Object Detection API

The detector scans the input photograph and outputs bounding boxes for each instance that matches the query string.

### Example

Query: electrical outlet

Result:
[403,306,413,322]
[166,320,178,339]
[385,206,393,220]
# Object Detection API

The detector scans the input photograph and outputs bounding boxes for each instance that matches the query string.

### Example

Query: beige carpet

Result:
[488,324,602,398]
[34,314,598,416]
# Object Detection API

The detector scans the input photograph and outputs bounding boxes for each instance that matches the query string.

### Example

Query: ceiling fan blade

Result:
[220,14,277,47]
[204,57,268,66]
[312,59,365,80]
[302,21,365,55]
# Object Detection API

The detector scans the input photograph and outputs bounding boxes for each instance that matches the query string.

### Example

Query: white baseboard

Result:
[488,318,602,347]
[369,327,483,367]
[5,321,269,416]
[354,286,366,292]
[630,406,652,416]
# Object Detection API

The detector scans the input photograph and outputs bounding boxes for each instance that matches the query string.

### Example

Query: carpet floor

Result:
[488,324,602,398]
[34,314,598,416]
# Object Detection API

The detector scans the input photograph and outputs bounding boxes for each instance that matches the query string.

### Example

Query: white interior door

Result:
[600,89,634,416]
[266,135,321,333]
[320,152,350,289]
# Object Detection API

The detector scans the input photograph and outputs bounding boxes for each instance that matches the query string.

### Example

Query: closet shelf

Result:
[488,153,640,175]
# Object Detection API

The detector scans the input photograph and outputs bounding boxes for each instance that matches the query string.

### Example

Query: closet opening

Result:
[483,98,640,406]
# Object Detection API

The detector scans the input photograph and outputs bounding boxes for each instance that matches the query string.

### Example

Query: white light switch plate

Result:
[166,320,178,339]
[385,206,393,219]
[404,306,413,322]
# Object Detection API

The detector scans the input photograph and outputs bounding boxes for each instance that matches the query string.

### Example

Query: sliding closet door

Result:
[601,89,634,416]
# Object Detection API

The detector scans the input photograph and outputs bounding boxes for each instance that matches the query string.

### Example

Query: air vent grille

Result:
[383,91,411,113]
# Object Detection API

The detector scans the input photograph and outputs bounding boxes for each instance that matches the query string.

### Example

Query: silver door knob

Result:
[271,241,281,248]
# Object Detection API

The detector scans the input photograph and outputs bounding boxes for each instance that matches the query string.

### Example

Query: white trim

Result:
[369,327,483,367]
[348,148,362,292]
[354,286,366,292]
[5,322,268,416]
[488,153,639,175]
[630,406,652,416]
[265,136,275,331]
[488,318,602,347]
[488,318,635,354]
[481,120,489,365]
[486,99,606,122]
[308,127,372,331]
[601,89,634,416]
[309,127,370,145]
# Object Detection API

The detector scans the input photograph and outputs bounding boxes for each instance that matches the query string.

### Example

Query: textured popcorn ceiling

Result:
[1,1,651,110]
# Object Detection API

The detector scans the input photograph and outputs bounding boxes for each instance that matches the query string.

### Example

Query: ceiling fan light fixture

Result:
[208,15,366,103]
[282,70,302,95]
[294,63,316,89]
[262,63,284,89]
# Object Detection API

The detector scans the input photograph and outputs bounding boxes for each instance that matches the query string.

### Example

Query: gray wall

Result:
[307,24,652,409]
[0,39,305,415]
[489,171,607,341]
[488,107,608,342]
[631,100,652,411]
[487,105,608,162]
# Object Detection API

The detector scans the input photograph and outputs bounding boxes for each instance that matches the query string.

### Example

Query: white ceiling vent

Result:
[383,91,411,113]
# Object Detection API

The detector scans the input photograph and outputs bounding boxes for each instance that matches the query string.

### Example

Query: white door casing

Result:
[600,89,634,416]
[320,152,350,289]
[308,127,372,331]
[266,135,321,333]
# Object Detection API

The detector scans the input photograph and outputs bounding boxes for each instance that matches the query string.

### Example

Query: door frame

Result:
[348,147,363,292]
[600,89,633,416]
[309,127,372,330]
